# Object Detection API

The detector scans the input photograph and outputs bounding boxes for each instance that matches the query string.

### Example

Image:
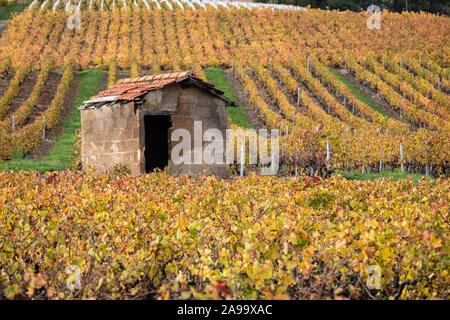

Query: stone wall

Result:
[167,86,230,177]
[81,102,143,175]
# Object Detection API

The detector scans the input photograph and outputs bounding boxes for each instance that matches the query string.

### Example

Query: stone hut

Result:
[79,71,235,176]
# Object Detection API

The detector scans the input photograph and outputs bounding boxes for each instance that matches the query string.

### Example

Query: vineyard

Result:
[0,171,448,299]
[0,3,448,175]
[0,1,449,300]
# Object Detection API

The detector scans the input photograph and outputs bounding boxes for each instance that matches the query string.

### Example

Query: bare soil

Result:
[224,68,265,130]
[25,72,62,126]
[6,71,38,117]
[117,69,131,80]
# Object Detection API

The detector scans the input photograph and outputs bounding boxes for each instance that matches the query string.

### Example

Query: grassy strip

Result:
[329,68,389,117]
[336,170,432,182]
[0,4,27,21]
[0,70,104,172]
[204,67,254,129]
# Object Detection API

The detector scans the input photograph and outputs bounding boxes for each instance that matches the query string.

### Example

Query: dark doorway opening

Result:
[144,115,171,173]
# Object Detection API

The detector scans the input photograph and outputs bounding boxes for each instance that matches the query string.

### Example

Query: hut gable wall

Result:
[166,86,229,177]
[140,85,179,114]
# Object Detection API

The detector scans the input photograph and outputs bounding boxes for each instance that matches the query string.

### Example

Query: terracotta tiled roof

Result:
[82,70,236,109]
[91,71,198,101]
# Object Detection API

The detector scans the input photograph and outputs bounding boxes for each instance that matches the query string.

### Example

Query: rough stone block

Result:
[104,140,139,153]
[142,90,163,108]
[179,90,198,105]
[81,109,99,123]
[122,151,139,164]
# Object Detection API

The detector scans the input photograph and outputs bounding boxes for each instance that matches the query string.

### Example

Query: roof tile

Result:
[84,70,231,107]
[117,92,147,100]
[177,71,190,78]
